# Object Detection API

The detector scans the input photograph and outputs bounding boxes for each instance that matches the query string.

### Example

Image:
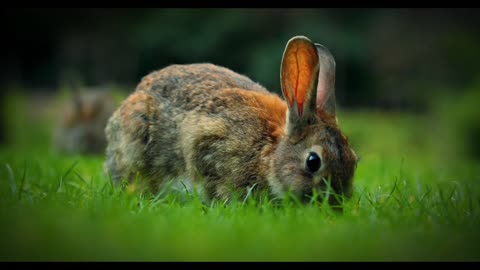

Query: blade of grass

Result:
[18,161,27,200]
[58,160,79,192]
[242,183,258,206]
[5,163,16,194]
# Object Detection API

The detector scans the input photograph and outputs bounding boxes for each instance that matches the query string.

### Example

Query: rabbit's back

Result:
[138,63,268,96]
[105,63,286,197]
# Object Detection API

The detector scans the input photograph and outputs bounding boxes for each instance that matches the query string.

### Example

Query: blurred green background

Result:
[2,8,480,159]
[2,8,480,104]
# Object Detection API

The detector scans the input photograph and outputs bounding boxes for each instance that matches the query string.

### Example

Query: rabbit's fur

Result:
[105,36,358,202]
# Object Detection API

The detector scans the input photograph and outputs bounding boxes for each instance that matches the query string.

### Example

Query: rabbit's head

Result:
[56,88,116,154]
[268,36,358,203]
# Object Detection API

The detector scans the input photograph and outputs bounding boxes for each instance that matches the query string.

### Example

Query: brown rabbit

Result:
[105,36,358,202]
[55,87,116,155]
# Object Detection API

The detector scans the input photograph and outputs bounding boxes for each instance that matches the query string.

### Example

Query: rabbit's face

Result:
[270,119,357,203]
[63,91,113,128]
[272,36,357,204]
[57,90,116,154]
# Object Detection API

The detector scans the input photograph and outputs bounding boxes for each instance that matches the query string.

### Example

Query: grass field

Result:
[1,90,480,261]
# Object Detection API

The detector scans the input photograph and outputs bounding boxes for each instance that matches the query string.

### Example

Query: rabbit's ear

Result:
[281,36,320,119]
[315,43,336,116]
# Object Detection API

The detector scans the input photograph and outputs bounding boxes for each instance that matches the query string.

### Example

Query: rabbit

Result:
[105,36,358,203]
[55,87,117,155]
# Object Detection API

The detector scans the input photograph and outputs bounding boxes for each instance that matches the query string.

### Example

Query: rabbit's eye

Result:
[306,152,322,173]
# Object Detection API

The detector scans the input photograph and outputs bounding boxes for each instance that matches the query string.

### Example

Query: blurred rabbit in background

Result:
[54,85,117,155]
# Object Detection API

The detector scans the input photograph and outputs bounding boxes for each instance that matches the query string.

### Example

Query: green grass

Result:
[1,91,480,261]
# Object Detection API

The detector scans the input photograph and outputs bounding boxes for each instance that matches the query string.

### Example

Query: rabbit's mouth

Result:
[312,172,331,186]
[300,176,346,205]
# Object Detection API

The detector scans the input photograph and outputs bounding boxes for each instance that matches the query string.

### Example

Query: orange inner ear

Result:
[282,40,319,117]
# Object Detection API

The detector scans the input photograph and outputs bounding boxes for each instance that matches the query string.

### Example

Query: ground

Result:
[0,91,479,261]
